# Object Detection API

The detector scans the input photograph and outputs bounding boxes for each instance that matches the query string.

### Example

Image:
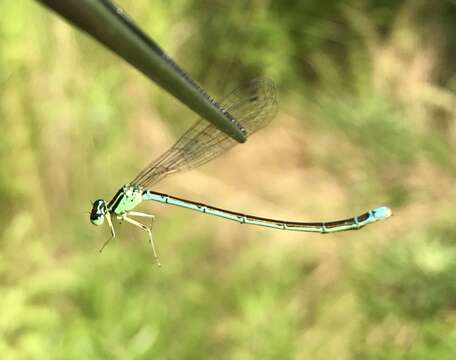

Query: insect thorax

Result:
[108,184,144,215]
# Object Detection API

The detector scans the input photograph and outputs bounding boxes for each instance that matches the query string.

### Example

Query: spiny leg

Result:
[122,215,161,267]
[99,213,116,253]
[127,211,155,229]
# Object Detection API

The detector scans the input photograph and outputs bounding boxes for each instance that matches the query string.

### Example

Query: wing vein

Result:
[131,78,278,188]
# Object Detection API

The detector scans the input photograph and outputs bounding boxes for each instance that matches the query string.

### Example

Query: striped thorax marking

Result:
[108,185,144,215]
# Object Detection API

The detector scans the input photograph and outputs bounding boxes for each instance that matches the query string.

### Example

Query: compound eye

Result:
[90,199,107,225]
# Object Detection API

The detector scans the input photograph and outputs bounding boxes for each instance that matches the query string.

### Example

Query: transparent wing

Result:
[131,78,278,188]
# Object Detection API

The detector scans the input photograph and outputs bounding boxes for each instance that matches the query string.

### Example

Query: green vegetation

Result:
[1,0,455,358]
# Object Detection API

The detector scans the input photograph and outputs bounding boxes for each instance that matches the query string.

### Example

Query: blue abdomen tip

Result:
[372,206,392,220]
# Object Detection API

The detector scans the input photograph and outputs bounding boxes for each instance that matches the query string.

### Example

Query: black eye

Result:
[90,199,106,219]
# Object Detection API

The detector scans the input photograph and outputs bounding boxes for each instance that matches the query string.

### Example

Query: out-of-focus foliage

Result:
[1,0,456,358]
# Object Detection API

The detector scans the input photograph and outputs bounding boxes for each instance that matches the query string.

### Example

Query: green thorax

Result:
[107,185,144,215]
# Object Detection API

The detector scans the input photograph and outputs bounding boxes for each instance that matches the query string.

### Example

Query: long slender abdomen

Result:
[142,190,391,233]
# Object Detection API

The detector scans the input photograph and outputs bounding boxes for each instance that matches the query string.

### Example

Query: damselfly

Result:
[90,79,391,266]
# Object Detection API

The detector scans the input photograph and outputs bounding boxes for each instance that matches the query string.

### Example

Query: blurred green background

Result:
[1,0,456,359]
